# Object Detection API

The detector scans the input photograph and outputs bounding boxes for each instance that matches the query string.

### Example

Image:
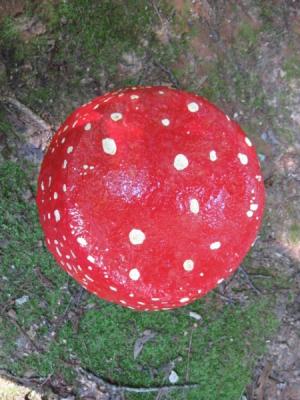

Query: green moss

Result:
[289,223,300,244]
[283,56,300,80]
[0,161,279,400]
[237,23,259,50]
[0,17,26,63]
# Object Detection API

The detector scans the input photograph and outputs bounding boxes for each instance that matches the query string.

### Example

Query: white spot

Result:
[56,247,62,257]
[129,293,134,297]
[129,268,140,281]
[199,272,204,277]
[63,125,68,132]
[179,297,190,303]
[70,250,76,258]
[120,300,127,304]
[41,181,44,191]
[85,274,94,282]
[77,237,87,247]
[161,118,170,126]
[226,115,231,121]
[63,184,67,192]
[245,137,252,147]
[62,159,67,169]
[247,210,254,218]
[210,241,221,250]
[54,192,58,199]
[174,154,189,171]
[61,137,66,144]
[67,146,73,154]
[48,176,52,187]
[209,150,217,161]
[87,255,95,263]
[237,153,248,165]
[250,203,258,211]
[198,289,202,293]
[93,104,100,110]
[110,112,122,121]
[256,175,262,182]
[158,90,164,94]
[72,120,78,128]
[83,164,88,169]
[130,95,139,100]
[152,298,160,301]
[137,301,145,305]
[54,210,61,222]
[62,235,66,241]
[217,278,224,284]
[190,198,199,214]
[102,138,117,155]
[66,255,71,260]
[187,102,199,112]
[109,286,117,292]
[47,213,51,220]
[84,123,92,131]
[129,229,146,245]
[183,259,194,272]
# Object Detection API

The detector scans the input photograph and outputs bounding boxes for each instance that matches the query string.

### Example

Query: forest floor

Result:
[0,1,300,399]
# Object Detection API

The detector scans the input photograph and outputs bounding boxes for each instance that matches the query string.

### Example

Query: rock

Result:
[15,295,29,306]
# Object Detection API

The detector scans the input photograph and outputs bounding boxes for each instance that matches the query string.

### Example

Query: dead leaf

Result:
[7,309,17,320]
[133,330,156,360]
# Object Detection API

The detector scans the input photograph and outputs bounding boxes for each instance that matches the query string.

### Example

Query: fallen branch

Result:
[77,367,200,394]
[239,266,262,295]
[1,96,53,135]
[0,368,45,388]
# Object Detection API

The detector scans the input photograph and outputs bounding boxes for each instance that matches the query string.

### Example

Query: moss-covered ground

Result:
[1,1,300,399]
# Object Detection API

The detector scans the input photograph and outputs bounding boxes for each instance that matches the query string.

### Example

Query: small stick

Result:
[185,326,195,381]
[77,367,199,394]
[152,60,180,88]
[239,266,262,295]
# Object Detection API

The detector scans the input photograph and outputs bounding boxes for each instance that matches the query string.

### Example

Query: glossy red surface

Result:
[36,86,265,311]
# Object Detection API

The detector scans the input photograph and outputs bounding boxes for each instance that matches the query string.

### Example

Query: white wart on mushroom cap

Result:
[37,86,265,311]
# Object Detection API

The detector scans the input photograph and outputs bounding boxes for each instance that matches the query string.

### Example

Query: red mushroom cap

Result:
[36,86,265,311]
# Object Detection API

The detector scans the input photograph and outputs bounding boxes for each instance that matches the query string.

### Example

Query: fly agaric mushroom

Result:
[36,86,264,311]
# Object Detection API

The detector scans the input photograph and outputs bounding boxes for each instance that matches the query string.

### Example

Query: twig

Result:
[1,311,43,352]
[214,290,238,305]
[150,0,164,26]
[152,60,180,88]
[239,266,262,295]
[77,367,199,394]
[0,368,45,387]
[185,326,195,382]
